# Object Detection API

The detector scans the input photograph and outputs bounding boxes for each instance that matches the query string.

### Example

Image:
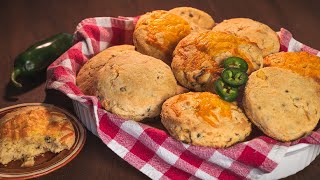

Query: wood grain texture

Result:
[0,0,319,179]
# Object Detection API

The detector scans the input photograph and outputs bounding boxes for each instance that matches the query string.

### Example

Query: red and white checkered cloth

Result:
[47,16,320,179]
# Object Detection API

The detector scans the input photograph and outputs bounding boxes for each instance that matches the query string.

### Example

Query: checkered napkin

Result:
[46,16,320,179]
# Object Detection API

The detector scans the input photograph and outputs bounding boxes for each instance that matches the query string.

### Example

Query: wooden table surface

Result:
[1,0,320,179]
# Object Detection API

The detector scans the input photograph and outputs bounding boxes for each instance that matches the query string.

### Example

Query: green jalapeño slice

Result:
[223,57,248,72]
[221,68,248,87]
[214,78,239,102]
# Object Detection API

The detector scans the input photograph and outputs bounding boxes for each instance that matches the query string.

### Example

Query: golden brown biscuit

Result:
[161,92,251,148]
[212,18,280,57]
[133,10,191,65]
[0,106,75,167]
[264,51,320,83]
[76,45,138,95]
[169,7,215,31]
[243,67,320,141]
[96,53,177,121]
[172,31,263,92]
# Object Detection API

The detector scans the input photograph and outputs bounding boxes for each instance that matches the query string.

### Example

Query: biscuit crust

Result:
[76,45,138,95]
[0,106,75,167]
[212,18,280,57]
[161,92,251,148]
[96,53,177,121]
[169,7,215,31]
[243,67,320,141]
[133,10,191,64]
[172,31,263,92]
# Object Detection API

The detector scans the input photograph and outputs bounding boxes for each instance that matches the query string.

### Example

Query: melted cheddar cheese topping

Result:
[195,92,232,127]
[0,108,74,142]
[264,51,320,83]
[142,10,191,52]
[181,31,256,73]
[170,92,232,127]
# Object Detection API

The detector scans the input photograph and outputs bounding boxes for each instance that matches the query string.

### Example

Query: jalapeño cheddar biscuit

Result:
[172,31,263,92]
[161,92,251,148]
[133,10,191,64]
[243,67,320,141]
[96,53,177,121]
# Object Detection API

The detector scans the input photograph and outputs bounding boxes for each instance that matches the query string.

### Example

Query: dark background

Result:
[0,0,319,179]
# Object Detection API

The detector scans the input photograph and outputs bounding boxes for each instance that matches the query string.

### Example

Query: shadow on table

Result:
[43,89,74,113]
[3,72,47,101]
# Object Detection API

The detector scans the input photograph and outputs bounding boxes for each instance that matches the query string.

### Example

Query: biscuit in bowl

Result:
[0,106,75,167]
[161,92,251,148]
[212,18,280,57]
[76,45,138,95]
[133,10,191,65]
[169,7,215,31]
[243,67,320,141]
[264,51,320,83]
[96,53,177,121]
[172,31,263,92]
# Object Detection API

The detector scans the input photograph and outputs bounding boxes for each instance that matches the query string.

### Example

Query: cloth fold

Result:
[46,16,320,179]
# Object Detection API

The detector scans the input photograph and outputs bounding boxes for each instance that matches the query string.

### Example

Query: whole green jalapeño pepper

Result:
[221,68,248,87]
[11,33,73,87]
[214,78,239,102]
